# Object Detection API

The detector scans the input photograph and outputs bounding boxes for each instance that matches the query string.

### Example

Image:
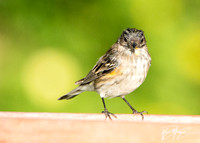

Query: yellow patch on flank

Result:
[106,68,122,77]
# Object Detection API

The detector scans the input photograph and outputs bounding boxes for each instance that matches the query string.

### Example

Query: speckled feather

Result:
[58,28,151,100]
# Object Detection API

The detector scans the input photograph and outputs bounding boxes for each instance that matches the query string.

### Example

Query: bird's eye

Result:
[141,38,144,43]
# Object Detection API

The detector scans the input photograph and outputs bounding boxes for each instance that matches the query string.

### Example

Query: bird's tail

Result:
[58,86,84,100]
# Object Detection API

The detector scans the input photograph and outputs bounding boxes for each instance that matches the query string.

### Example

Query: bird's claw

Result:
[102,109,117,120]
[133,110,148,121]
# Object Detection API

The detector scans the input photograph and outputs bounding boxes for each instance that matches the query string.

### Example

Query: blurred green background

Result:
[0,0,199,115]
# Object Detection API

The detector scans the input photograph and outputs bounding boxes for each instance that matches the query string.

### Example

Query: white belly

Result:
[97,49,151,98]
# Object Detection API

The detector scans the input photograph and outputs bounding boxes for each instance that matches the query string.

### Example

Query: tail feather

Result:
[58,86,84,100]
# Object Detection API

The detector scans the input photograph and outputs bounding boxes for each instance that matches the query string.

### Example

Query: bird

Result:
[58,28,151,120]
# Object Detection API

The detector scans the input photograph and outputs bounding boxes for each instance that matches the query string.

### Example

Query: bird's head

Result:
[118,28,146,50]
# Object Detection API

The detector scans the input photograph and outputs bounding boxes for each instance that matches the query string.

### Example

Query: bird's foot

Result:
[102,109,117,120]
[133,110,148,121]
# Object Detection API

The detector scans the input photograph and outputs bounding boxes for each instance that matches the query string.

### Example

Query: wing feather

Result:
[76,47,118,85]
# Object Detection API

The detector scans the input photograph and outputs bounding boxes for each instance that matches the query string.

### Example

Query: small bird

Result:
[58,28,151,120]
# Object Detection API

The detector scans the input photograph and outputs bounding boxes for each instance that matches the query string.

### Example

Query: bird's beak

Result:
[132,42,137,48]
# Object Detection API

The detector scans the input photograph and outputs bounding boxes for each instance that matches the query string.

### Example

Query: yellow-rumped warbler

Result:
[58,28,151,120]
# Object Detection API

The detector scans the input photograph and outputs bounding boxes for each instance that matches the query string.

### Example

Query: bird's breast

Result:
[95,48,151,98]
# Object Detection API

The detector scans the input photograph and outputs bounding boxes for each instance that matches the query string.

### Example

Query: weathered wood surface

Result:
[0,112,200,143]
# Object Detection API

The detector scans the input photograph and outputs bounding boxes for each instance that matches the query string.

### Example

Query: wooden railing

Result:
[0,112,200,143]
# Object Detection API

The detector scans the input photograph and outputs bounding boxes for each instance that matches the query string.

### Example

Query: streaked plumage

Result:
[58,28,151,120]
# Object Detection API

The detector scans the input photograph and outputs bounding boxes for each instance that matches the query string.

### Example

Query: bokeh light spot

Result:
[21,48,81,108]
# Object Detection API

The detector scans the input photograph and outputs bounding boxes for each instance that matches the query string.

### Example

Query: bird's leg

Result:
[101,98,117,120]
[122,97,147,120]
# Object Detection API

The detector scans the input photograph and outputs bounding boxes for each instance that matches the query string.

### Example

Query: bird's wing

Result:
[75,49,118,85]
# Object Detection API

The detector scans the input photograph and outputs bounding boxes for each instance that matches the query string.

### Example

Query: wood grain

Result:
[0,112,200,143]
